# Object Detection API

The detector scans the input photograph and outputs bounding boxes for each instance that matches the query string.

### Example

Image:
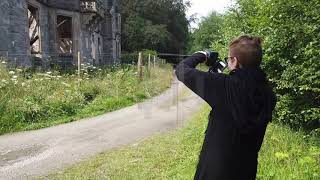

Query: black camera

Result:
[204,51,227,73]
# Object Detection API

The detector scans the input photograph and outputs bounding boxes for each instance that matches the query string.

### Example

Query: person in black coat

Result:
[175,35,277,180]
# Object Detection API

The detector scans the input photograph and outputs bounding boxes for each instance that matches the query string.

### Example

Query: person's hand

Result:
[194,50,210,63]
[194,50,219,66]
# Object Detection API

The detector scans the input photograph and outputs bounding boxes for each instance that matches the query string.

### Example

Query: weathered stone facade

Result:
[0,0,121,67]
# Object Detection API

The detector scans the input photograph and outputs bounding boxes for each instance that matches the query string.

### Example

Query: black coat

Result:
[175,53,276,180]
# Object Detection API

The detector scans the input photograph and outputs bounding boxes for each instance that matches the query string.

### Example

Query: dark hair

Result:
[229,35,263,67]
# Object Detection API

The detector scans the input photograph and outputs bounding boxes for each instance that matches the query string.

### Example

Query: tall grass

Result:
[0,61,173,135]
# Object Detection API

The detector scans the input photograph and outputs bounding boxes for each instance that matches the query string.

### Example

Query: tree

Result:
[189,11,224,53]
[121,0,190,54]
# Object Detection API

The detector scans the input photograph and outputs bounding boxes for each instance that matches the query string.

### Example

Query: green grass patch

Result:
[47,106,320,180]
[0,63,173,135]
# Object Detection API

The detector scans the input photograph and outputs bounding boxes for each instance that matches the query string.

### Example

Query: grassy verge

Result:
[47,105,320,180]
[0,63,173,135]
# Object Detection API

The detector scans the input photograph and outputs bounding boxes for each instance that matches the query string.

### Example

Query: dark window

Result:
[57,15,73,54]
[108,0,113,7]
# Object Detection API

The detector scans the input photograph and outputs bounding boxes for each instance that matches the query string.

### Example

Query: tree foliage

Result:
[190,0,320,133]
[121,0,190,54]
[189,12,224,52]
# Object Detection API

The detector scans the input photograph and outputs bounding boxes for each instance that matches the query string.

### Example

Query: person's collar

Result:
[229,66,262,75]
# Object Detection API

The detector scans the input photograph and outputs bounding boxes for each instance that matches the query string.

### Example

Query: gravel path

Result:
[0,77,204,180]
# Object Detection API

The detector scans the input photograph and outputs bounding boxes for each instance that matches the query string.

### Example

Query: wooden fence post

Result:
[137,52,143,81]
[78,51,81,79]
[148,54,151,70]
[153,55,156,68]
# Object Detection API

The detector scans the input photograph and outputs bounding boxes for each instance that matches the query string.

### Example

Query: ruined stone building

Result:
[0,0,121,67]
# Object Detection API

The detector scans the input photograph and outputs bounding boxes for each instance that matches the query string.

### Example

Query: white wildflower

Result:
[1,61,6,64]
[9,71,15,75]
[12,75,18,79]
[46,71,52,74]
[45,74,53,78]
[62,82,71,87]
[21,82,26,87]
[16,69,23,72]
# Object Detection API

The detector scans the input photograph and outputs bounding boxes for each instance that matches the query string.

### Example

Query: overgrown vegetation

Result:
[47,106,320,180]
[0,60,173,135]
[190,0,320,134]
[121,0,190,54]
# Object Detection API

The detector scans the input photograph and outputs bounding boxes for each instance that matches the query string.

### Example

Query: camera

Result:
[201,51,227,73]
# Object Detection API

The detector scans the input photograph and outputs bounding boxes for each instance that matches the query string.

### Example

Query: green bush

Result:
[275,59,320,133]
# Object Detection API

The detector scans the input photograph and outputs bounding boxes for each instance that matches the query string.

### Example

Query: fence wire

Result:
[0,51,165,72]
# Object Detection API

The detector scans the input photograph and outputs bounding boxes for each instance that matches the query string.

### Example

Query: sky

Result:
[186,0,233,28]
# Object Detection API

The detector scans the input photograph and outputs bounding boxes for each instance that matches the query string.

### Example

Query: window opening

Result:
[57,15,73,54]
[28,5,40,54]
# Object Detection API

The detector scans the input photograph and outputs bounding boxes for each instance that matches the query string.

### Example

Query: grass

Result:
[47,105,320,180]
[0,62,173,135]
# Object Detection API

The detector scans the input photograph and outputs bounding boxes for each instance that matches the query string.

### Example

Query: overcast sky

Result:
[186,0,233,28]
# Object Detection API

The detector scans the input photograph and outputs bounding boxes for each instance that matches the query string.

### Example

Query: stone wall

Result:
[0,0,121,67]
[48,0,80,11]
[8,0,30,66]
[101,0,121,65]
[0,0,10,57]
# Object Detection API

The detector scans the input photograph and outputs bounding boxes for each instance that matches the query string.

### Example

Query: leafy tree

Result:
[122,15,146,51]
[121,0,190,54]
[189,12,224,53]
